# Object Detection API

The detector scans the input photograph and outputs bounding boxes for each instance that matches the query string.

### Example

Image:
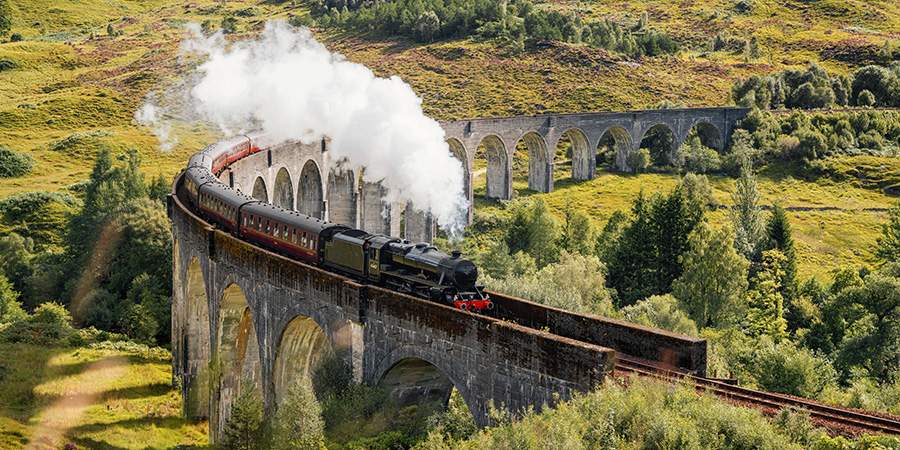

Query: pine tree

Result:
[730,163,766,268]
[560,202,596,256]
[272,375,325,450]
[224,379,265,450]
[673,222,749,328]
[767,204,797,299]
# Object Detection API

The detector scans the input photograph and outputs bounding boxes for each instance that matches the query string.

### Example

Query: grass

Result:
[0,342,210,450]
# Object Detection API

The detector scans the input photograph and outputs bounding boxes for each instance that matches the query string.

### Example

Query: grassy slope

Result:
[1,2,899,272]
[0,342,209,449]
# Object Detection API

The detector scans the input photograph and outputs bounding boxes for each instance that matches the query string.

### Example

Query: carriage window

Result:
[243,215,247,227]
[266,220,270,234]
[301,232,307,248]
[311,237,316,250]
[274,224,280,238]
[291,229,297,244]
[257,217,262,231]
[283,225,288,239]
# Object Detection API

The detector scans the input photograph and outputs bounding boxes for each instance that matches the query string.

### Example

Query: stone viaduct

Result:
[171,109,718,442]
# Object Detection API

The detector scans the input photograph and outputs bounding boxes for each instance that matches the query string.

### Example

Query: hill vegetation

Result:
[2,0,900,447]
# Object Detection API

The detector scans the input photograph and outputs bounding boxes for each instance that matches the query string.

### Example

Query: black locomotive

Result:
[178,134,492,311]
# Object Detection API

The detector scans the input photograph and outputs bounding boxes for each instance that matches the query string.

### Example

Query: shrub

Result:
[29,302,72,326]
[224,379,265,450]
[626,148,650,172]
[9,33,21,42]
[0,59,16,72]
[0,147,36,178]
[683,143,721,173]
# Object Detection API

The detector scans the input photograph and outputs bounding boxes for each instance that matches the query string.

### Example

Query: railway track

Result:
[615,356,900,436]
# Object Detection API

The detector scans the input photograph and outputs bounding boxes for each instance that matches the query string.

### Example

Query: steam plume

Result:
[138,21,468,235]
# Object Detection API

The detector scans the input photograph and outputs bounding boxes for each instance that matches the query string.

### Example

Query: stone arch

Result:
[688,121,723,150]
[298,160,324,219]
[639,124,678,168]
[516,132,551,193]
[251,176,268,203]
[446,139,471,210]
[374,346,480,426]
[327,169,356,227]
[558,128,591,181]
[185,257,211,418]
[273,315,332,405]
[273,167,294,210]
[216,283,262,436]
[598,127,634,172]
[478,135,509,200]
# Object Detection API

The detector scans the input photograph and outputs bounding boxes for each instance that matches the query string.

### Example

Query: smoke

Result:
[138,21,469,236]
[135,100,177,152]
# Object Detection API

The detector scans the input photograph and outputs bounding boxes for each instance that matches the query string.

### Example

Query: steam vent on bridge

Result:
[170,108,737,442]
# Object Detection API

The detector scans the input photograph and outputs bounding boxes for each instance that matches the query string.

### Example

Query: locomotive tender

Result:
[179,134,492,311]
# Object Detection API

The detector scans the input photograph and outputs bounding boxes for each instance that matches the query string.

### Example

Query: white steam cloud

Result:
[138,20,468,235]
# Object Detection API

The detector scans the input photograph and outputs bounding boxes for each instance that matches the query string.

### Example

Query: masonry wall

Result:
[490,293,707,375]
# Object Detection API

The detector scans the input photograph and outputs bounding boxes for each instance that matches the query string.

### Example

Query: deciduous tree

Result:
[673,222,749,328]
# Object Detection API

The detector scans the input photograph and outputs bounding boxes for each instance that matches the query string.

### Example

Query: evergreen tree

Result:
[673,222,749,328]
[560,203,596,256]
[730,164,766,269]
[504,197,559,268]
[766,204,797,299]
[224,379,265,450]
[606,191,655,304]
[271,375,325,450]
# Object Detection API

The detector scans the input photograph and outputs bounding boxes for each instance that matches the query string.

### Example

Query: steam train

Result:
[178,133,493,311]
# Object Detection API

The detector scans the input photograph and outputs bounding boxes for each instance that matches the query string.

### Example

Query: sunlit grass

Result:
[0,343,210,450]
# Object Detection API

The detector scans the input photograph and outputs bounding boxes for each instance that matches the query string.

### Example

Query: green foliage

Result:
[621,294,698,335]
[415,378,801,450]
[766,204,798,300]
[482,250,612,315]
[312,351,390,429]
[222,17,239,34]
[673,222,749,328]
[558,203,596,256]
[625,147,650,172]
[0,147,37,178]
[0,0,10,38]
[682,137,721,174]
[29,301,71,326]
[224,379,265,450]
[829,268,900,381]
[272,374,326,450]
[0,275,26,324]
[874,200,900,263]
[751,339,836,398]
[730,164,766,265]
[746,250,788,341]
[504,197,559,268]
[605,182,704,305]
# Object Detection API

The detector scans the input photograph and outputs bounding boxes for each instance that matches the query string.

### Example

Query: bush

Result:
[626,148,650,172]
[0,147,36,178]
[0,59,16,72]
[9,33,22,42]
[29,301,72,326]
[0,191,81,220]
[683,143,721,173]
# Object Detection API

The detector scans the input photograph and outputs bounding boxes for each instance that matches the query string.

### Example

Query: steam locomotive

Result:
[178,134,492,311]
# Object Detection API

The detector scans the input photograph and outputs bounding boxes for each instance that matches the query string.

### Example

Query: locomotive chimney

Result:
[451,250,462,259]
